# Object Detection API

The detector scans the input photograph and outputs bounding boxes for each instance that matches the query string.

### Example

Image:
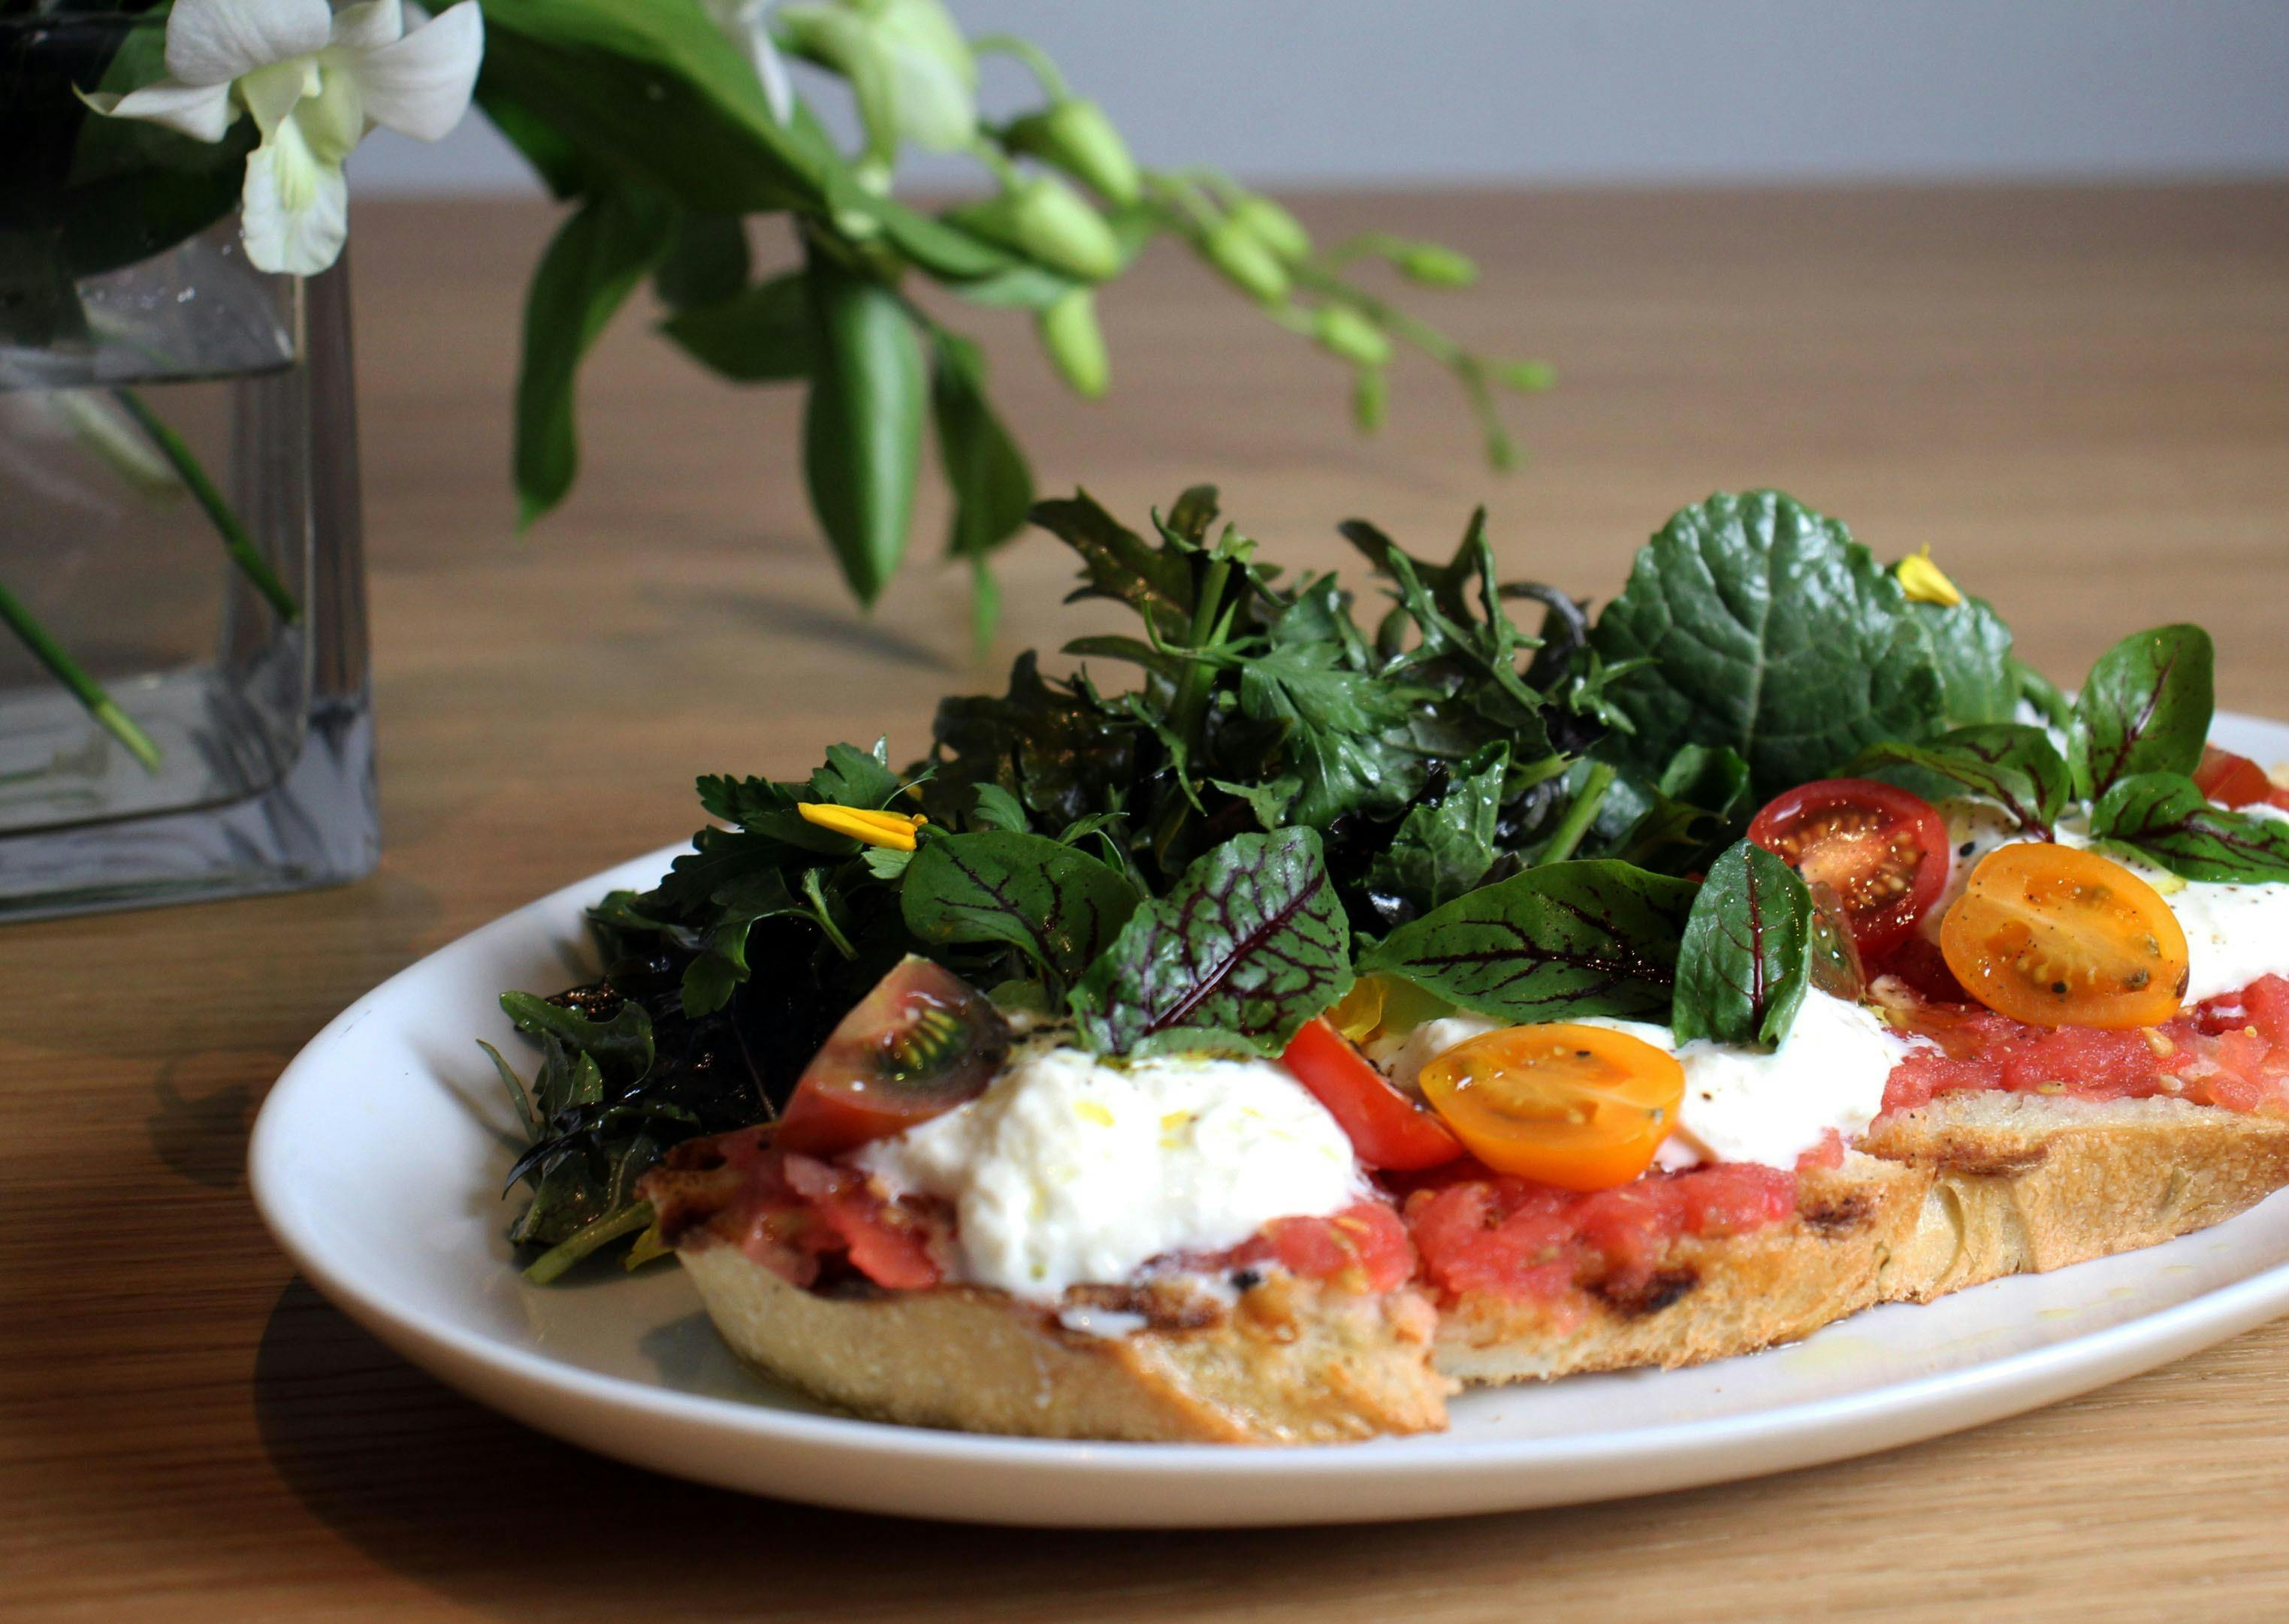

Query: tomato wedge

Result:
[1938,844,2190,1028]
[775,956,1011,1157]
[1415,1023,1685,1192]
[1747,777,1949,958]
[2194,745,2289,812]
[1280,1018,1463,1170]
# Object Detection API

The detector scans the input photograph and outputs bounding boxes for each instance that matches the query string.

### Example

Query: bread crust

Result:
[663,1094,2289,1435]
[1433,1153,1934,1384]
[677,1242,1454,1443]
[1866,1091,2289,1299]
[1441,1094,2289,1387]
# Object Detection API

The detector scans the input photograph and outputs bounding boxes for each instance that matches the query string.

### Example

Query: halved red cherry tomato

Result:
[2194,745,2289,812]
[1747,777,1949,958]
[775,956,1011,1157]
[1415,1023,1685,1192]
[1280,1018,1463,1170]
[1938,844,2190,1028]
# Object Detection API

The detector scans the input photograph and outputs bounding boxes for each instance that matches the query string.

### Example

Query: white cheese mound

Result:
[1596,991,1911,1170]
[1375,990,1908,1173]
[855,1037,1360,1300]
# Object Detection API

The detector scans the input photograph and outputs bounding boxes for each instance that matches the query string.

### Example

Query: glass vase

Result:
[0,16,378,919]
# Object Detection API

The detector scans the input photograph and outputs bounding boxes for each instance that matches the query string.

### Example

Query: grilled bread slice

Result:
[1437,1094,2289,1387]
[645,1158,1453,1445]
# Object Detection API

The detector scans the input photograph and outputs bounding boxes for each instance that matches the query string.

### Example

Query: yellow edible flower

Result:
[1327,975,1388,1042]
[797,801,929,850]
[1895,547,1963,608]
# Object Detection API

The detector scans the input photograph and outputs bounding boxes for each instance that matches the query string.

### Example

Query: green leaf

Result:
[2088,772,2289,883]
[1589,491,1946,801]
[1209,774,1303,832]
[1670,841,1813,1049]
[966,783,1031,833]
[2070,625,2215,801]
[1365,742,1508,916]
[1063,633,1184,681]
[2014,660,2074,733]
[808,737,903,808]
[1071,829,1352,1058]
[902,832,1142,992]
[56,23,258,280]
[22,18,251,282]
[923,652,1140,832]
[942,259,1083,312]
[513,187,672,529]
[1029,488,1196,641]
[476,0,827,215]
[660,272,813,382]
[1237,578,1437,826]
[474,85,593,198]
[1594,743,1752,874]
[1359,860,1696,1025]
[929,333,1034,560]
[681,866,811,1016]
[652,210,752,309]
[500,991,655,1086]
[802,253,926,604]
[1853,723,2071,835]
[1904,595,2019,726]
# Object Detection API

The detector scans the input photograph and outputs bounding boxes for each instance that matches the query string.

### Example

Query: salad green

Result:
[487,484,2275,1278]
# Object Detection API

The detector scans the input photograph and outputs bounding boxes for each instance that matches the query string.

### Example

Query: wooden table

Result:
[6,186,2288,1622]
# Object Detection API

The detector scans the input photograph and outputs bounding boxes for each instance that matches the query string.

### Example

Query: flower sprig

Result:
[48,0,1557,732]
[477,0,1554,628]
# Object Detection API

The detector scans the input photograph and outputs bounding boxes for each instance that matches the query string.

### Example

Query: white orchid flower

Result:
[84,0,485,276]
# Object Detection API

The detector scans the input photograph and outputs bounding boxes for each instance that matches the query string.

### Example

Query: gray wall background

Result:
[351,1,2289,193]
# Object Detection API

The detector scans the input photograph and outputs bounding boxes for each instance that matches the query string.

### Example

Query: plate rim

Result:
[247,710,2289,1508]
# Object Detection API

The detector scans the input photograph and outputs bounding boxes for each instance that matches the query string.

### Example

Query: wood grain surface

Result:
[4,186,2287,1622]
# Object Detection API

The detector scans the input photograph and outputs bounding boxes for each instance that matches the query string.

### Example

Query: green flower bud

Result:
[1394,240,1476,286]
[778,0,978,154]
[1352,367,1388,433]
[1312,304,1391,368]
[949,175,1122,282]
[1037,288,1110,399]
[1228,195,1311,263]
[1495,359,1557,393]
[1003,99,1140,206]
[1200,219,1290,305]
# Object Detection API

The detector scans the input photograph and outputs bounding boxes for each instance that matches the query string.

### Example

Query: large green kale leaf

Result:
[1590,491,1946,801]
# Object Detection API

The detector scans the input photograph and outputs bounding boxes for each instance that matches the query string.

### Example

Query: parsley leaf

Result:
[1365,741,1508,917]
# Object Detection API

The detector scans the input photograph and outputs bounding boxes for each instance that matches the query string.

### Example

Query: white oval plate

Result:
[251,713,2289,1528]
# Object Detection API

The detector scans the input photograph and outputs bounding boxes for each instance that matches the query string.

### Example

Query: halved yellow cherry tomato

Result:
[1938,843,2189,1028]
[1416,1023,1686,1191]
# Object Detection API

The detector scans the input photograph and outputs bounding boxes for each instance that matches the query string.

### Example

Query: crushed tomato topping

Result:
[1880,972,2289,1115]
[1397,1158,1798,1307]
[660,1127,951,1292]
